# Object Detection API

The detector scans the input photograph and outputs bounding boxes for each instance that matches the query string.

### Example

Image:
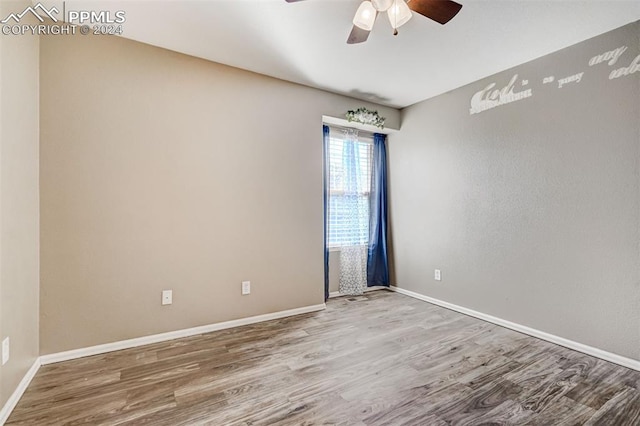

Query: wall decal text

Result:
[558,72,584,88]
[589,45,628,67]
[468,32,637,116]
[609,54,640,80]
[469,74,533,115]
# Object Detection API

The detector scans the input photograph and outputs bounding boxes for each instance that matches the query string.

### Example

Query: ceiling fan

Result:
[285,0,463,44]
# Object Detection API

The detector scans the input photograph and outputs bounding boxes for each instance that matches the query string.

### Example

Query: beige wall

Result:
[0,1,40,408]
[389,21,640,361]
[39,34,399,354]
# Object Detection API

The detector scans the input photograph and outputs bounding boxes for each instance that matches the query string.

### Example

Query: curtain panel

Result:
[367,133,390,287]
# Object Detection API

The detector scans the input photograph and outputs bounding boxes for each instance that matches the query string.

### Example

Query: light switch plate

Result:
[434,269,441,281]
[242,281,251,295]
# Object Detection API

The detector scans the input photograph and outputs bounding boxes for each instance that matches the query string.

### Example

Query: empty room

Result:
[1,0,639,424]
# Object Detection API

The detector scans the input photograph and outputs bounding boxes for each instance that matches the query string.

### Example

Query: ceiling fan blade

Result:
[408,0,462,25]
[347,25,371,44]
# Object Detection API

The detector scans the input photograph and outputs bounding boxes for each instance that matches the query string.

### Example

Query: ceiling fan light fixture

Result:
[353,1,377,31]
[387,0,412,29]
[371,0,393,12]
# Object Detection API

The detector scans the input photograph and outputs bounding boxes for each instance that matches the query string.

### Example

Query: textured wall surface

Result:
[389,21,639,360]
[39,34,399,354]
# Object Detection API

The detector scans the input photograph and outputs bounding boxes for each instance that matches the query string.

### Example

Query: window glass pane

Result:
[326,128,374,247]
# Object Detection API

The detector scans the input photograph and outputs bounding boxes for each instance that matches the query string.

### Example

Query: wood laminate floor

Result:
[8,290,640,425]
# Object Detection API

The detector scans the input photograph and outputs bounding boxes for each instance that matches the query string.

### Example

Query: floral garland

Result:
[345,107,385,129]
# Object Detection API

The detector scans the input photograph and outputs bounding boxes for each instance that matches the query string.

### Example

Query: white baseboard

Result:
[328,291,341,298]
[389,286,640,371]
[40,303,326,365]
[0,358,41,425]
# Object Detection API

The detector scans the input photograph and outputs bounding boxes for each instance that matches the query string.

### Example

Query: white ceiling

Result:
[41,0,640,108]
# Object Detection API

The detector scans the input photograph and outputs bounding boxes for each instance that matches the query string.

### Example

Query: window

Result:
[326,127,374,248]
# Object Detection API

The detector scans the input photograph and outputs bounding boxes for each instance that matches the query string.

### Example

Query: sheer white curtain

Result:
[337,129,370,295]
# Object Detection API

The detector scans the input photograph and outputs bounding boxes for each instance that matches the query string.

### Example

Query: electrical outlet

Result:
[162,290,173,305]
[2,337,9,365]
[242,281,251,295]
[434,269,441,281]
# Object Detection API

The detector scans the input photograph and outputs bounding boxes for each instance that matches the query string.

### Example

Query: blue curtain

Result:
[323,125,330,300]
[367,133,389,287]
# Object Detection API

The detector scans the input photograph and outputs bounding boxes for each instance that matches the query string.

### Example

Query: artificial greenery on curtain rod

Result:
[345,107,386,129]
